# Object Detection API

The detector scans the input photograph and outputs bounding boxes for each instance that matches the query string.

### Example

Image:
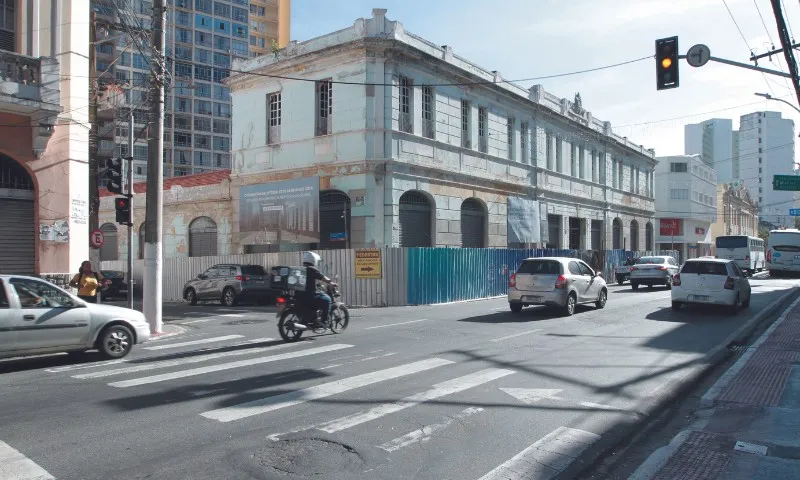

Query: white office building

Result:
[738,111,795,226]
[685,118,735,182]
[654,155,718,261]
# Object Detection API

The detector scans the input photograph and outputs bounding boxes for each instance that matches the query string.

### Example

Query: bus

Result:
[766,229,800,276]
[715,235,765,275]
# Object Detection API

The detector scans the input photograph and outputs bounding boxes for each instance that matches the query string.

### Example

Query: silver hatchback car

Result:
[508,257,608,316]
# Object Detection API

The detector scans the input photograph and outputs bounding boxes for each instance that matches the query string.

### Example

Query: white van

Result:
[715,235,765,275]
[766,229,800,276]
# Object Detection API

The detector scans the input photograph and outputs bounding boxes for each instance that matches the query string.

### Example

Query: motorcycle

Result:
[275,278,350,342]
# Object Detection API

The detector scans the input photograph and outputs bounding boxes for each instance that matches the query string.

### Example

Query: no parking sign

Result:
[90,229,104,248]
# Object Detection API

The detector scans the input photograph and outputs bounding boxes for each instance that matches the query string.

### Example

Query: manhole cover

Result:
[223,319,269,325]
[250,438,365,476]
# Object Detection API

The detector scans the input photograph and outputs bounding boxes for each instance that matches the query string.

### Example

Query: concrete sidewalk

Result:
[630,296,800,480]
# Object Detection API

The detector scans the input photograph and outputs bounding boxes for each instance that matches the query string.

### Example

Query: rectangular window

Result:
[194,134,211,149]
[507,117,515,161]
[635,167,640,194]
[555,138,562,172]
[194,31,211,47]
[612,159,618,188]
[213,102,231,117]
[461,100,471,148]
[213,69,229,83]
[174,45,192,60]
[421,85,434,139]
[193,117,211,132]
[195,13,212,30]
[214,19,229,33]
[194,0,211,13]
[232,6,248,22]
[579,147,585,179]
[194,99,212,115]
[670,162,688,172]
[546,133,553,170]
[175,62,192,78]
[399,76,412,134]
[213,2,230,17]
[212,136,230,152]
[213,52,230,68]
[194,151,211,166]
[231,40,248,57]
[591,150,598,182]
[194,65,211,81]
[213,85,230,100]
[268,92,281,144]
[232,23,248,39]
[213,119,230,134]
[214,35,230,51]
[194,82,211,98]
[175,11,190,26]
[173,132,192,147]
[478,107,488,153]
[316,79,333,136]
[570,144,577,176]
[670,188,689,200]
[520,122,528,164]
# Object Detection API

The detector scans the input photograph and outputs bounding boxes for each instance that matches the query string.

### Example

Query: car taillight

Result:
[509,273,516,288]
[724,277,735,290]
[554,274,567,289]
[658,266,667,271]
[745,256,750,262]
[629,267,635,272]
[276,297,286,305]
[235,275,250,281]
[673,274,681,286]
[767,250,772,262]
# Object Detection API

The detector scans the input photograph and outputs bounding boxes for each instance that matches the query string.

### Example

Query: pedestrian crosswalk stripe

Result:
[107,344,354,388]
[378,407,484,452]
[72,338,284,380]
[200,358,455,423]
[143,335,245,350]
[0,440,55,480]
[317,368,514,433]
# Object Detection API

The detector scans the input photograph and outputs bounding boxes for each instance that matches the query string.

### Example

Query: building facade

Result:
[738,111,795,226]
[654,155,718,261]
[90,0,290,181]
[710,181,758,243]
[226,9,657,253]
[684,118,735,182]
[0,0,90,275]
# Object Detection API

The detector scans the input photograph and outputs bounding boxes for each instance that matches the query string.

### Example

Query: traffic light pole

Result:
[127,109,134,310]
[682,55,794,78]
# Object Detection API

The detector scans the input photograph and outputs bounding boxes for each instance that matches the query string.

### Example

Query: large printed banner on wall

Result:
[507,197,541,245]
[239,177,320,248]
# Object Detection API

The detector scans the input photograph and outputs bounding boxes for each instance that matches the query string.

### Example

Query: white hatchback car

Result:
[671,258,752,312]
[0,275,151,360]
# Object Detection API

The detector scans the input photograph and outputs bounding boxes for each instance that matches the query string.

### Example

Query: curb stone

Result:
[147,324,189,342]
[556,286,800,480]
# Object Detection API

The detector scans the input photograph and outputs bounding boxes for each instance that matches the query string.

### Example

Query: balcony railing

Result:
[0,52,41,85]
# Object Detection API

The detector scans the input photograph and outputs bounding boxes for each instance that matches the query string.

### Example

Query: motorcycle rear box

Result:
[270,266,308,292]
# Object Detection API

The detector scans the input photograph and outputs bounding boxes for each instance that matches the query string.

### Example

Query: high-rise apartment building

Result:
[248,0,290,57]
[684,118,735,182]
[738,111,795,226]
[91,0,290,180]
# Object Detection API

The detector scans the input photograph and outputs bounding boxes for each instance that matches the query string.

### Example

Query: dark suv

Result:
[183,264,274,306]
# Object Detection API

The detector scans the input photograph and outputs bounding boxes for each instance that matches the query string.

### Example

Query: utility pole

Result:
[88,12,100,251]
[770,0,800,106]
[127,109,134,310]
[144,0,166,334]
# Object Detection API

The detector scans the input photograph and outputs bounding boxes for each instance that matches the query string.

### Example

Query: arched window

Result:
[100,223,119,261]
[460,198,486,248]
[645,222,654,251]
[319,190,351,250]
[630,220,639,251]
[612,218,622,250]
[188,216,218,257]
[399,191,433,247]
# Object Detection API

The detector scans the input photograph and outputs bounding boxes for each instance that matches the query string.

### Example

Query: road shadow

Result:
[457,305,597,324]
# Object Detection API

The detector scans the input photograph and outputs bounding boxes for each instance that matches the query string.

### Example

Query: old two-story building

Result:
[98,8,657,259]
[710,181,759,241]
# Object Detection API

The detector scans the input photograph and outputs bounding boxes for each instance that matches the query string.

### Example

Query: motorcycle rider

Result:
[301,251,335,327]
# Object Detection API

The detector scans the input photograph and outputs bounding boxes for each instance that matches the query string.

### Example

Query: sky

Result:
[290,0,800,165]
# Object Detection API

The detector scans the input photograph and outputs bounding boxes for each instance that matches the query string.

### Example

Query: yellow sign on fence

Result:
[355,249,382,279]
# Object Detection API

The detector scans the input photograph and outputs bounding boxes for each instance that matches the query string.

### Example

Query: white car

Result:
[0,275,151,360]
[671,258,752,312]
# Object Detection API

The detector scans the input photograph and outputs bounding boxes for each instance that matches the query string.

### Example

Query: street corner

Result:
[148,323,190,342]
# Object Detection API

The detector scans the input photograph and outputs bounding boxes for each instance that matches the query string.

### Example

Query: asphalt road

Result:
[2,276,799,480]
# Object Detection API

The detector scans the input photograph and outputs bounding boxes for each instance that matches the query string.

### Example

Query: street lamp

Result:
[756,93,800,137]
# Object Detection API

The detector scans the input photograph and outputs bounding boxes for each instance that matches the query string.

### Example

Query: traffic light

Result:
[656,36,679,90]
[105,157,124,194]
[114,196,131,225]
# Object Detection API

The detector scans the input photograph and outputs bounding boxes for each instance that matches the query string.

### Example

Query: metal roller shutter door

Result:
[319,192,350,250]
[0,198,35,275]
[461,210,485,248]
[399,208,431,247]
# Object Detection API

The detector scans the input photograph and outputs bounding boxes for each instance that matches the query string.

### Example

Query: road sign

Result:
[686,44,711,67]
[90,229,105,248]
[355,249,382,279]
[790,209,800,216]
[773,175,800,191]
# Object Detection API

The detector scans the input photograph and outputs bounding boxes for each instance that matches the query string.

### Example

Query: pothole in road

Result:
[249,438,366,476]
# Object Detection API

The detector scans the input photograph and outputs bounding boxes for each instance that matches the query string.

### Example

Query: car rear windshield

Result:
[769,233,800,252]
[681,262,728,275]
[517,260,562,275]
[716,236,748,249]
[241,265,267,276]
[636,257,663,265]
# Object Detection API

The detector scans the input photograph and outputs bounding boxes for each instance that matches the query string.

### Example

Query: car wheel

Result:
[665,276,673,290]
[671,301,682,310]
[631,283,639,291]
[97,324,134,359]
[595,289,607,309]
[563,293,577,316]
[510,303,522,313]
[616,276,625,285]
[185,288,198,306]
[742,294,751,308]
[222,287,238,307]
[728,295,740,314]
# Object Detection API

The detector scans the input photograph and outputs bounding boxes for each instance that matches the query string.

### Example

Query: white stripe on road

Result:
[220,313,246,318]
[477,427,601,480]
[318,368,514,434]
[143,335,245,350]
[109,344,354,388]
[490,329,543,343]
[365,319,428,330]
[378,407,484,452]
[180,318,217,324]
[0,440,55,480]
[200,358,454,423]
[72,338,278,379]
[45,358,127,373]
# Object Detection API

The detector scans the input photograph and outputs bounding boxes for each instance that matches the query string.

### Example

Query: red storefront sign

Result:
[695,227,705,235]
[660,218,683,236]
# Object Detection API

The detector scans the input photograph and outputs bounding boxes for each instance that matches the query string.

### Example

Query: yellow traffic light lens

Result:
[661,58,672,69]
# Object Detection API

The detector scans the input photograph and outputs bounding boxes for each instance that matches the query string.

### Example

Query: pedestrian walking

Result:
[69,261,105,303]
